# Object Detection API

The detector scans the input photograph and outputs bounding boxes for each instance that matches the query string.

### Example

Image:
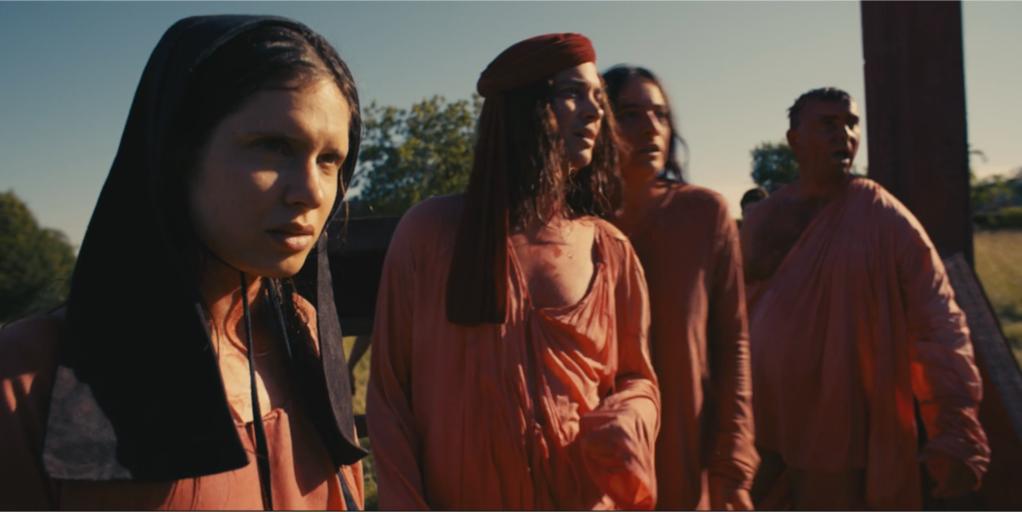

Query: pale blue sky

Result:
[1,1,1018,248]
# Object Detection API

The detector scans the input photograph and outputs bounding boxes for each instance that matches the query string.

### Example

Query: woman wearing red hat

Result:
[367,34,660,509]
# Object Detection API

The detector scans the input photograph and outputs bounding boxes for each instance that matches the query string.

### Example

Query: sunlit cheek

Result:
[316,177,340,233]
[250,169,281,192]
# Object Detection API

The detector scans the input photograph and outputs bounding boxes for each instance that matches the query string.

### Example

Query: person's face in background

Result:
[614,77,671,182]
[550,62,605,172]
[787,99,861,183]
[189,78,350,278]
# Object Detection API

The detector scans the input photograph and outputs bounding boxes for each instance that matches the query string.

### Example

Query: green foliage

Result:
[971,174,1017,213]
[971,168,1022,228]
[351,95,482,217]
[1002,206,1022,226]
[0,190,76,323]
[977,205,1022,229]
[974,230,1022,366]
[750,141,799,192]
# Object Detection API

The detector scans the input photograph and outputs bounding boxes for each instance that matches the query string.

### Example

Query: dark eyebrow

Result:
[242,131,303,145]
[240,131,320,153]
[554,77,595,88]
[618,100,667,110]
[244,130,294,138]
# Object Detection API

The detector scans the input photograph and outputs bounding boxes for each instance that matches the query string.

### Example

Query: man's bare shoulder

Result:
[740,183,800,232]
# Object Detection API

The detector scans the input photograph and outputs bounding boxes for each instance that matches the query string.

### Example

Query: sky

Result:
[1,1,1019,249]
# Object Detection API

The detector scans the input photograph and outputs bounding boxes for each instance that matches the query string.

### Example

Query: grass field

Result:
[344,230,1021,509]
[342,336,376,509]
[974,229,1022,365]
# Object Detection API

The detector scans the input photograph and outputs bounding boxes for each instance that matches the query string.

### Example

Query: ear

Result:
[785,128,797,150]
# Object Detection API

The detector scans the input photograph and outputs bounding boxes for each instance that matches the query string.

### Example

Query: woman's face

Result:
[189,78,350,278]
[551,62,605,171]
[615,77,671,179]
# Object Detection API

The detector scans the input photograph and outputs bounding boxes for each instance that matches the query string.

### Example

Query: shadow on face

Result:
[189,78,351,279]
[550,62,605,172]
[787,99,861,182]
[614,77,671,181]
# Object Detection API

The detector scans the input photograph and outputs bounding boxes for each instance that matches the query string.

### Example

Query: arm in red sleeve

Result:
[894,211,990,488]
[366,213,430,510]
[579,236,660,510]
[706,204,759,490]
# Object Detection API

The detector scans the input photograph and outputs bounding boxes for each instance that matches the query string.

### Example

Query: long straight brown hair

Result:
[503,79,623,229]
[446,74,622,325]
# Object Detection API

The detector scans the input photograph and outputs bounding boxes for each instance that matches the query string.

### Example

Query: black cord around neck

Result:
[240,272,274,510]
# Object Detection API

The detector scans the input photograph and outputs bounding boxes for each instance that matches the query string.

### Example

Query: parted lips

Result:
[476,33,596,97]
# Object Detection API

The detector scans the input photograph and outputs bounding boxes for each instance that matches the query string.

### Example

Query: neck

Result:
[619,165,659,218]
[198,256,263,334]
[518,211,570,239]
[795,168,850,200]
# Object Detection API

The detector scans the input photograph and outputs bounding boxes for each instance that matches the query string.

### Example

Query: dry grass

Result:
[343,337,376,509]
[973,229,1022,364]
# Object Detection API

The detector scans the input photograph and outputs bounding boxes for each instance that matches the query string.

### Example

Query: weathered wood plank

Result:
[944,253,1022,508]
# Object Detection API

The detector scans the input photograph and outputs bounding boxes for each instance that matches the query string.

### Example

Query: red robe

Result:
[744,178,989,508]
[367,195,660,509]
[0,297,363,510]
[617,183,758,509]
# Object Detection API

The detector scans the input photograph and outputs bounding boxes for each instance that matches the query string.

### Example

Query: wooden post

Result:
[861,1,973,265]
[863,5,1022,507]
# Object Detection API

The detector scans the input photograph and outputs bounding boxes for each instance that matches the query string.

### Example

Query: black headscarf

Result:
[43,15,365,482]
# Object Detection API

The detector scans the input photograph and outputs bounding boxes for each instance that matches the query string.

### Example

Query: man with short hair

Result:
[368,34,659,510]
[742,87,989,509]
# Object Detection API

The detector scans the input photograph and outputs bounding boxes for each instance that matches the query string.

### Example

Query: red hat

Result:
[476,33,596,97]
[447,33,597,325]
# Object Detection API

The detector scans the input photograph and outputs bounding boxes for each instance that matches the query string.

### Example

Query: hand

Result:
[709,475,754,511]
[924,450,977,499]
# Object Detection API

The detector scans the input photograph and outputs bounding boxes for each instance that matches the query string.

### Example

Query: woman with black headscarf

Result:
[0,15,366,509]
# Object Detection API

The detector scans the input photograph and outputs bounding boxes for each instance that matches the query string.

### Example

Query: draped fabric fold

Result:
[370,197,660,509]
[745,178,989,508]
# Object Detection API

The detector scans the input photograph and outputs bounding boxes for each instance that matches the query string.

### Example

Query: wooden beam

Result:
[861,1,973,264]
[327,216,401,336]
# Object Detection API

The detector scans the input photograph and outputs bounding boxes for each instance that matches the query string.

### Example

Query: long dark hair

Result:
[500,79,622,230]
[602,65,688,182]
[56,16,365,482]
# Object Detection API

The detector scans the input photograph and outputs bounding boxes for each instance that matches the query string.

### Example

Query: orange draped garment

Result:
[744,178,989,509]
[367,195,660,509]
[617,183,758,509]
[0,297,363,510]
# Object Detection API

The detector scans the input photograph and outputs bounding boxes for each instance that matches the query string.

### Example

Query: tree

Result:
[0,190,76,323]
[350,95,482,216]
[750,141,798,192]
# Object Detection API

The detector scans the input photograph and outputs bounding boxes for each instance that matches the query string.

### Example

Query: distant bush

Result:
[0,190,76,323]
[1000,206,1022,228]
[975,206,1022,230]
